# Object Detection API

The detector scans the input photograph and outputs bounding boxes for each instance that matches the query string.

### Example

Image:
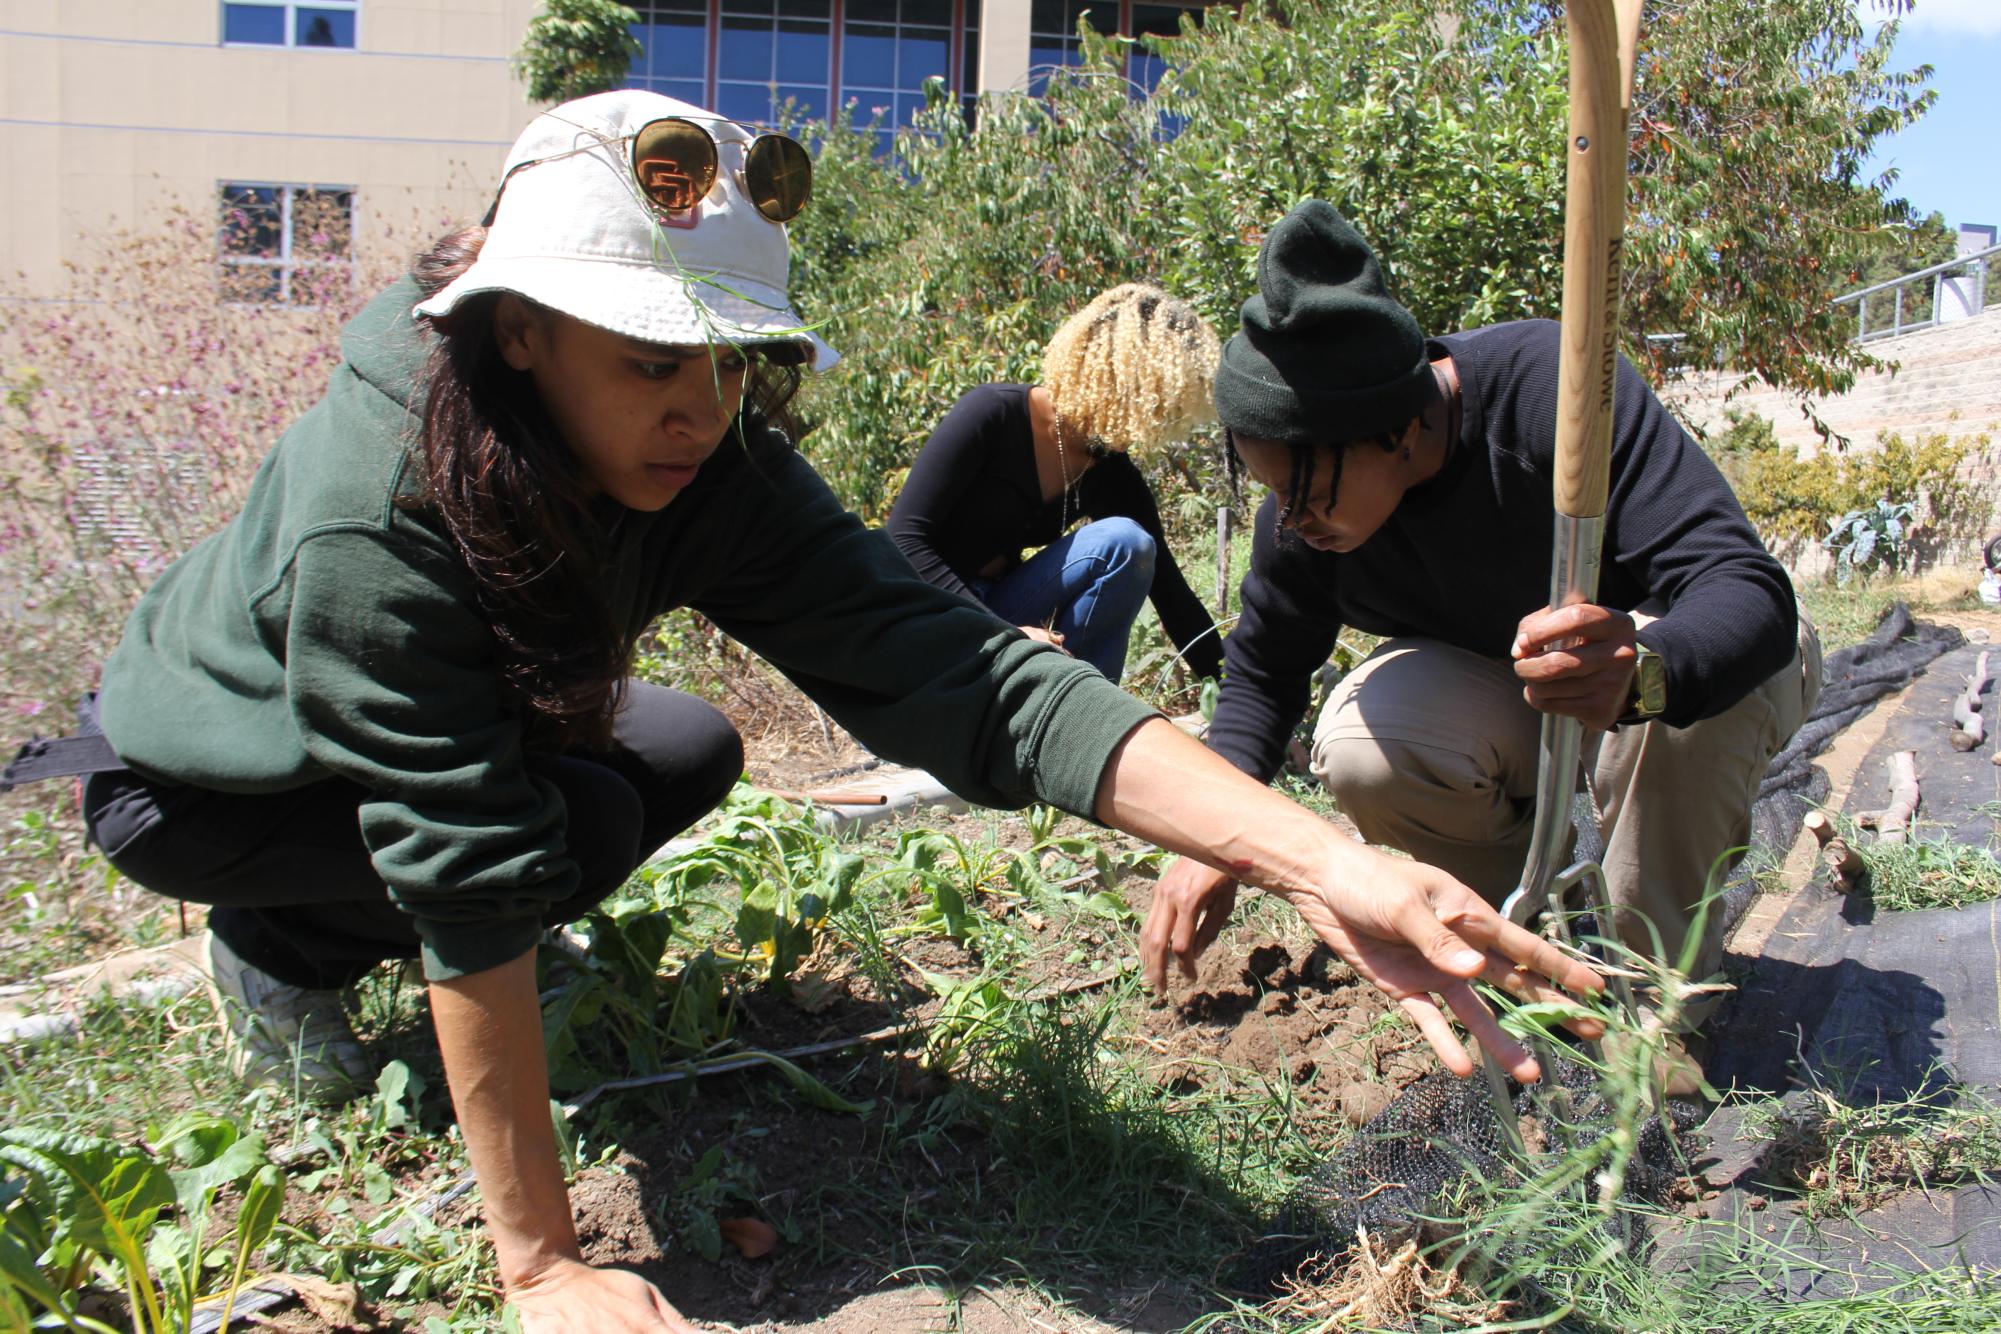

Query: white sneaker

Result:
[204,931,372,1104]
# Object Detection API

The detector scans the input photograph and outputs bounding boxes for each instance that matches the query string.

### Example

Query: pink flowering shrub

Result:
[0,200,424,727]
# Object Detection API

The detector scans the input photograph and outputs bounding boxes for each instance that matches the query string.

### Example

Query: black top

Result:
[1207,319,1799,783]
[886,384,1226,680]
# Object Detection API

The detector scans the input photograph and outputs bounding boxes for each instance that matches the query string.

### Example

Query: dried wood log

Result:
[1866,750,1920,844]
[1951,651,1992,751]
[1823,837,1862,888]
[1953,696,1985,750]
[1802,810,1836,847]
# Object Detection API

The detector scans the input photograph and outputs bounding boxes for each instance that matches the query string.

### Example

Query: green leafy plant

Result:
[1008,807,1135,924]
[1825,498,1917,583]
[0,1118,282,1334]
[1715,413,1987,568]
[889,827,1018,943]
[660,1145,761,1263]
[918,971,1016,1073]
[536,787,889,1101]
[644,787,864,990]
[295,1060,427,1206]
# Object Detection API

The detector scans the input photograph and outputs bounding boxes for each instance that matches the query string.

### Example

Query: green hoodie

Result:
[100,278,1158,980]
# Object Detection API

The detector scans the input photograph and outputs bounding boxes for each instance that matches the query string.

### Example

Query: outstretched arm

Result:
[1103,718,1603,1080]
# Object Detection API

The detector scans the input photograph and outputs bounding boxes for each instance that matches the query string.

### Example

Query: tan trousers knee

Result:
[1312,611,1822,1016]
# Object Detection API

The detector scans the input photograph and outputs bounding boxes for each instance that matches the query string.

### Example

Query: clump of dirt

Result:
[1137,931,1428,1136]
[573,1165,667,1271]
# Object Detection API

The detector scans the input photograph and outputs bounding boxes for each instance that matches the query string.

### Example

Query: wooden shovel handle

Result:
[1553,0,1644,520]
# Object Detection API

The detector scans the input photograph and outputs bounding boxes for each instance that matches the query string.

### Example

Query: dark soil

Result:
[557,914,1415,1331]
[1135,930,1420,1145]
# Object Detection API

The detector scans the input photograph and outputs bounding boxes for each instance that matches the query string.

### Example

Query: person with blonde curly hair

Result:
[888,283,1225,682]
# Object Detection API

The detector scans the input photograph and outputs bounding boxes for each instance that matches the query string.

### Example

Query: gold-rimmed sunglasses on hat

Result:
[482,116,813,227]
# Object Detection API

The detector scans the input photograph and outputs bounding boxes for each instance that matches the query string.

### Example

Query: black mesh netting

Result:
[1746,601,1960,860]
[1236,1056,1702,1293]
[1237,604,1959,1294]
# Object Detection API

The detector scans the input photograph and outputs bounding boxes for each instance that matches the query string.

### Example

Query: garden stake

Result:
[1484,0,1647,1159]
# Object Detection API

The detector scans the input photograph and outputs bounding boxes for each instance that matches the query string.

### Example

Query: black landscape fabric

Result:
[1248,603,1975,1290]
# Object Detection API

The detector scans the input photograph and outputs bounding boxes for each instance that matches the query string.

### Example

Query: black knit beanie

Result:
[1213,201,1430,444]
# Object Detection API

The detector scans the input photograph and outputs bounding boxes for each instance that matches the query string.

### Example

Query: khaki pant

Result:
[1310,606,1822,1020]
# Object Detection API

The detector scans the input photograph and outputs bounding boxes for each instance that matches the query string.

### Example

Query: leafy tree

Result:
[1619,0,1934,405]
[791,57,1172,516]
[783,0,1941,512]
[514,0,642,104]
[1148,0,1570,340]
[1830,207,1958,332]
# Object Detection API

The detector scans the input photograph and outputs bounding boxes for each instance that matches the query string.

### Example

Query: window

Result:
[716,0,832,126]
[223,2,358,48]
[1127,2,1196,95]
[628,0,711,106]
[1030,1,1201,96]
[624,0,982,150]
[219,184,355,305]
[840,0,955,154]
[1027,0,1087,93]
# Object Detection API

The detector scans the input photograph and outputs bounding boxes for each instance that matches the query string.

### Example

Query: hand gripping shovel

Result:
[1478,0,1646,1159]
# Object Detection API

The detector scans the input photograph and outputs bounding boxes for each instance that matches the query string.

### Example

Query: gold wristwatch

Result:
[1617,643,1666,726]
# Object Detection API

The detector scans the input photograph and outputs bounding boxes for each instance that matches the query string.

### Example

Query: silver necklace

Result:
[1050,391,1074,533]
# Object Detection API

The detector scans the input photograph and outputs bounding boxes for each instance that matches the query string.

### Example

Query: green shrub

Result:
[1714,410,1987,567]
[789,58,1168,519]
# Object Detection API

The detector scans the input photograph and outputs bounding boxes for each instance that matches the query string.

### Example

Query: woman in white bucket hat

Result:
[70,91,1601,1330]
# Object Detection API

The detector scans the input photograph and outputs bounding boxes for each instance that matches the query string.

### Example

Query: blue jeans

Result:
[972,518,1156,681]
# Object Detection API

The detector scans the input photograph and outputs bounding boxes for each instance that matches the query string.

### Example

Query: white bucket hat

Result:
[415,89,837,369]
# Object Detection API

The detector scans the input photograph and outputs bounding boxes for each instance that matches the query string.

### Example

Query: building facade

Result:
[1,0,1199,300]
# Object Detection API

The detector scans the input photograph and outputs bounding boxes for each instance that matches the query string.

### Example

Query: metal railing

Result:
[1833,242,1999,343]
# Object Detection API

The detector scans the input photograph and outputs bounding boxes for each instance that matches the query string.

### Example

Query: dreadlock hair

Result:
[408,223,801,750]
[1223,427,1404,531]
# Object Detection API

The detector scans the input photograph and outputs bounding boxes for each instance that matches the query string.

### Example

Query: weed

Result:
[294,1061,430,1206]
[642,785,866,992]
[659,1143,762,1263]
[1856,834,2001,910]
[1748,1081,2001,1218]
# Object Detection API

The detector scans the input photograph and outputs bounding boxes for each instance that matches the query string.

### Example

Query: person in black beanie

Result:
[1139,202,1822,1087]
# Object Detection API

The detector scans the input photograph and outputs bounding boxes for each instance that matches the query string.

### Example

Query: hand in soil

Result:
[507,1258,702,1333]
[1511,601,1640,731]
[1141,857,1239,990]
[1142,850,1606,1083]
[1279,848,1606,1082]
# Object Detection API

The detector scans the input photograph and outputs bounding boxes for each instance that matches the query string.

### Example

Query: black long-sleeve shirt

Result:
[1208,319,1798,782]
[886,384,1226,680]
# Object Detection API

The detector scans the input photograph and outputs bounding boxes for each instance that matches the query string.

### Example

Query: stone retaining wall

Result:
[1664,307,2001,572]
[1664,306,2001,458]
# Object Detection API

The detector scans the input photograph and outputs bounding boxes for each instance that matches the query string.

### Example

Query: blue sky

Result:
[1858,0,2001,234]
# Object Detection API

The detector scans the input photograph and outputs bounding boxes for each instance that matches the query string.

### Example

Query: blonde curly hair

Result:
[1041,283,1220,456]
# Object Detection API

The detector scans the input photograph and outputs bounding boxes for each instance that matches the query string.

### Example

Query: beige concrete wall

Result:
[1,1,542,298]
[1665,307,2001,572]
[1664,306,2001,458]
[976,0,1031,95]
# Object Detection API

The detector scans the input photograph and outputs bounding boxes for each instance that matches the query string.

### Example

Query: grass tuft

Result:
[1750,1081,2001,1218]
[1856,835,2001,911]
